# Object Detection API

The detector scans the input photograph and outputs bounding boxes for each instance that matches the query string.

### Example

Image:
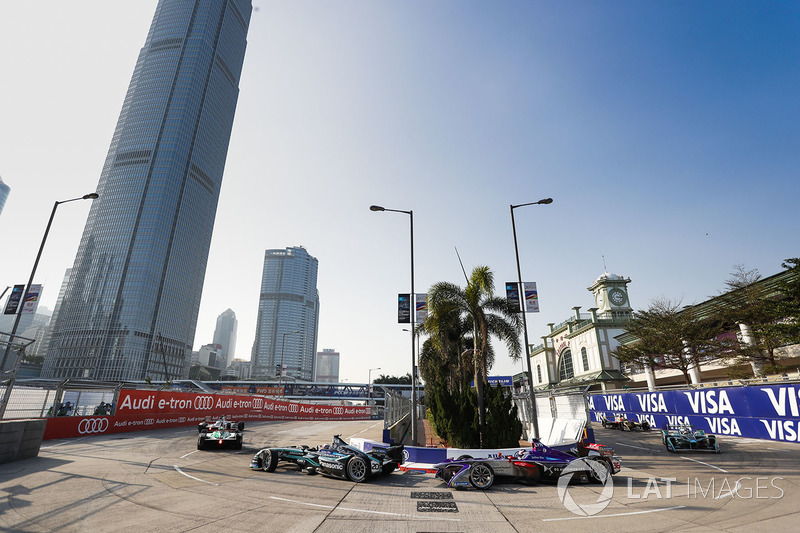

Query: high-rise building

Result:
[212,308,238,369]
[252,247,320,381]
[0,175,9,216]
[35,268,72,361]
[42,0,251,381]
[315,348,340,383]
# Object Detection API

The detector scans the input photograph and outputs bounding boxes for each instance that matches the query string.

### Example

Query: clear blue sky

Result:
[1,1,797,382]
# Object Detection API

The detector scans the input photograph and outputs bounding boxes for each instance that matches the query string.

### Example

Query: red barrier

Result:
[43,389,372,440]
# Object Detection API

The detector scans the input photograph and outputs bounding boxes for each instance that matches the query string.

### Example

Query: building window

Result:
[558,350,574,381]
[537,364,542,383]
[581,347,589,372]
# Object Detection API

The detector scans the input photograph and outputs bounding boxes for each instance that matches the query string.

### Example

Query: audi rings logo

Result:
[78,418,109,435]
[194,396,214,410]
[253,398,264,409]
[289,404,299,413]
[333,407,344,415]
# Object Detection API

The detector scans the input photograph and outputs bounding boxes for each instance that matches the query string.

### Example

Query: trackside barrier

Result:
[588,383,800,443]
[43,389,370,440]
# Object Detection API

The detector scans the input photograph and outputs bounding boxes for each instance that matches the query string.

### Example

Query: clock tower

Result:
[588,272,632,315]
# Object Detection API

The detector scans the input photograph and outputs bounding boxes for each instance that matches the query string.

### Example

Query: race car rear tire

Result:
[262,449,279,472]
[588,458,612,483]
[469,463,495,490]
[235,437,243,450]
[382,464,396,476]
[346,457,369,483]
[197,437,205,450]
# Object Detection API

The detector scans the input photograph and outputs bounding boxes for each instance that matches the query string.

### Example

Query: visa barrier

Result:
[588,383,800,443]
[43,389,371,440]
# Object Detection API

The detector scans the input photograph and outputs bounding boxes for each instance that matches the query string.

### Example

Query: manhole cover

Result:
[411,492,453,500]
[417,501,458,513]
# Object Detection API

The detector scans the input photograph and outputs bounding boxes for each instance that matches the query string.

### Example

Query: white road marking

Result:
[40,437,87,449]
[542,505,687,521]
[614,443,651,451]
[173,465,219,486]
[270,496,461,521]
[714,480,742,499]
[347,423,381,439]
[680,456,728,473]
[180,450,199,459]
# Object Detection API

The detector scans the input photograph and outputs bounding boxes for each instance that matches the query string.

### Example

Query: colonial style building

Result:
[527,272,632,391]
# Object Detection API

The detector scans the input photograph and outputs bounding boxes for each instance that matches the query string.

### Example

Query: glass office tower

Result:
[43,0,251,381]
[252,247,320,381]
[0,175,9,216]
[212,308,238,369]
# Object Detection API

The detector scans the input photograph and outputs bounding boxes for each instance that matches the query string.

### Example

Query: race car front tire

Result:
[346,457,369,483]
[262,449,279,472]
[469,463,495,490]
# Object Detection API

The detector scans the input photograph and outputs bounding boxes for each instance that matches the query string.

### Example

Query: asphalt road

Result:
[0,420,797,532]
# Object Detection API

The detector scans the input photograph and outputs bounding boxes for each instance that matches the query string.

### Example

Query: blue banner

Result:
[587,384,800,443]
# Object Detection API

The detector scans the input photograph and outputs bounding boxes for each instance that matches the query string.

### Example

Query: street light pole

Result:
[0,193,99,419]
[370,204,417,446]
[278,330,301,390]
[368,367,381,402]
[510,197,552,440]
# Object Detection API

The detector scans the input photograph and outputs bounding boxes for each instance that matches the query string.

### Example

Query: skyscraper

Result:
[42,0,251,381]
[315,348,340,383]
[212,308,238,369]
[0,175,9,216]
[252,247,320,381]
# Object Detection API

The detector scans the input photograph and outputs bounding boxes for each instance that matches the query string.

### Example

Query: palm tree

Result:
[425,266,522,444]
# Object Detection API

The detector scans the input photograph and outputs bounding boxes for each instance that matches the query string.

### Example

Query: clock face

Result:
[609,288,627,306]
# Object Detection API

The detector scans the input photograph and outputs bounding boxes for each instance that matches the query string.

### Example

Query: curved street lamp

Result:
[370,204,417,446]
[0,192,99,419]
[510,197,553,440]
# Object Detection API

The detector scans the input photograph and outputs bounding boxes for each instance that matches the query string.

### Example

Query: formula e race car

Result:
[250,445,322,474]
[198,417,245,433]
[601,414,651,431]
[662,424,720,453]
[251,435,404,483]
[434,440,621,490]
[197,417,244,450]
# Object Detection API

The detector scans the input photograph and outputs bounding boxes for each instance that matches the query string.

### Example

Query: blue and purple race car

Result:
[434,440,621,490]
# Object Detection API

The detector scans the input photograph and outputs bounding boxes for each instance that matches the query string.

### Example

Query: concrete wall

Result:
[0,419,46,464]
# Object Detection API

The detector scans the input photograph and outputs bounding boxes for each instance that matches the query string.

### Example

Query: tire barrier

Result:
[43,389,371,440]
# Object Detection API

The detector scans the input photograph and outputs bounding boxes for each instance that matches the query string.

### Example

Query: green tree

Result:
[425,266,521,445]
[614,298,721,384]
[774,258,800,345]
[373,373,412,385]
[711,261,800,375]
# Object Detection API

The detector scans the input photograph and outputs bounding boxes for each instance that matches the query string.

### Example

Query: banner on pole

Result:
[398,293,410,323]
[524,282,539,313]
[505,282,521,312]
[3,285,25,315]
[21,284,43,315]
[415,293,427,323]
